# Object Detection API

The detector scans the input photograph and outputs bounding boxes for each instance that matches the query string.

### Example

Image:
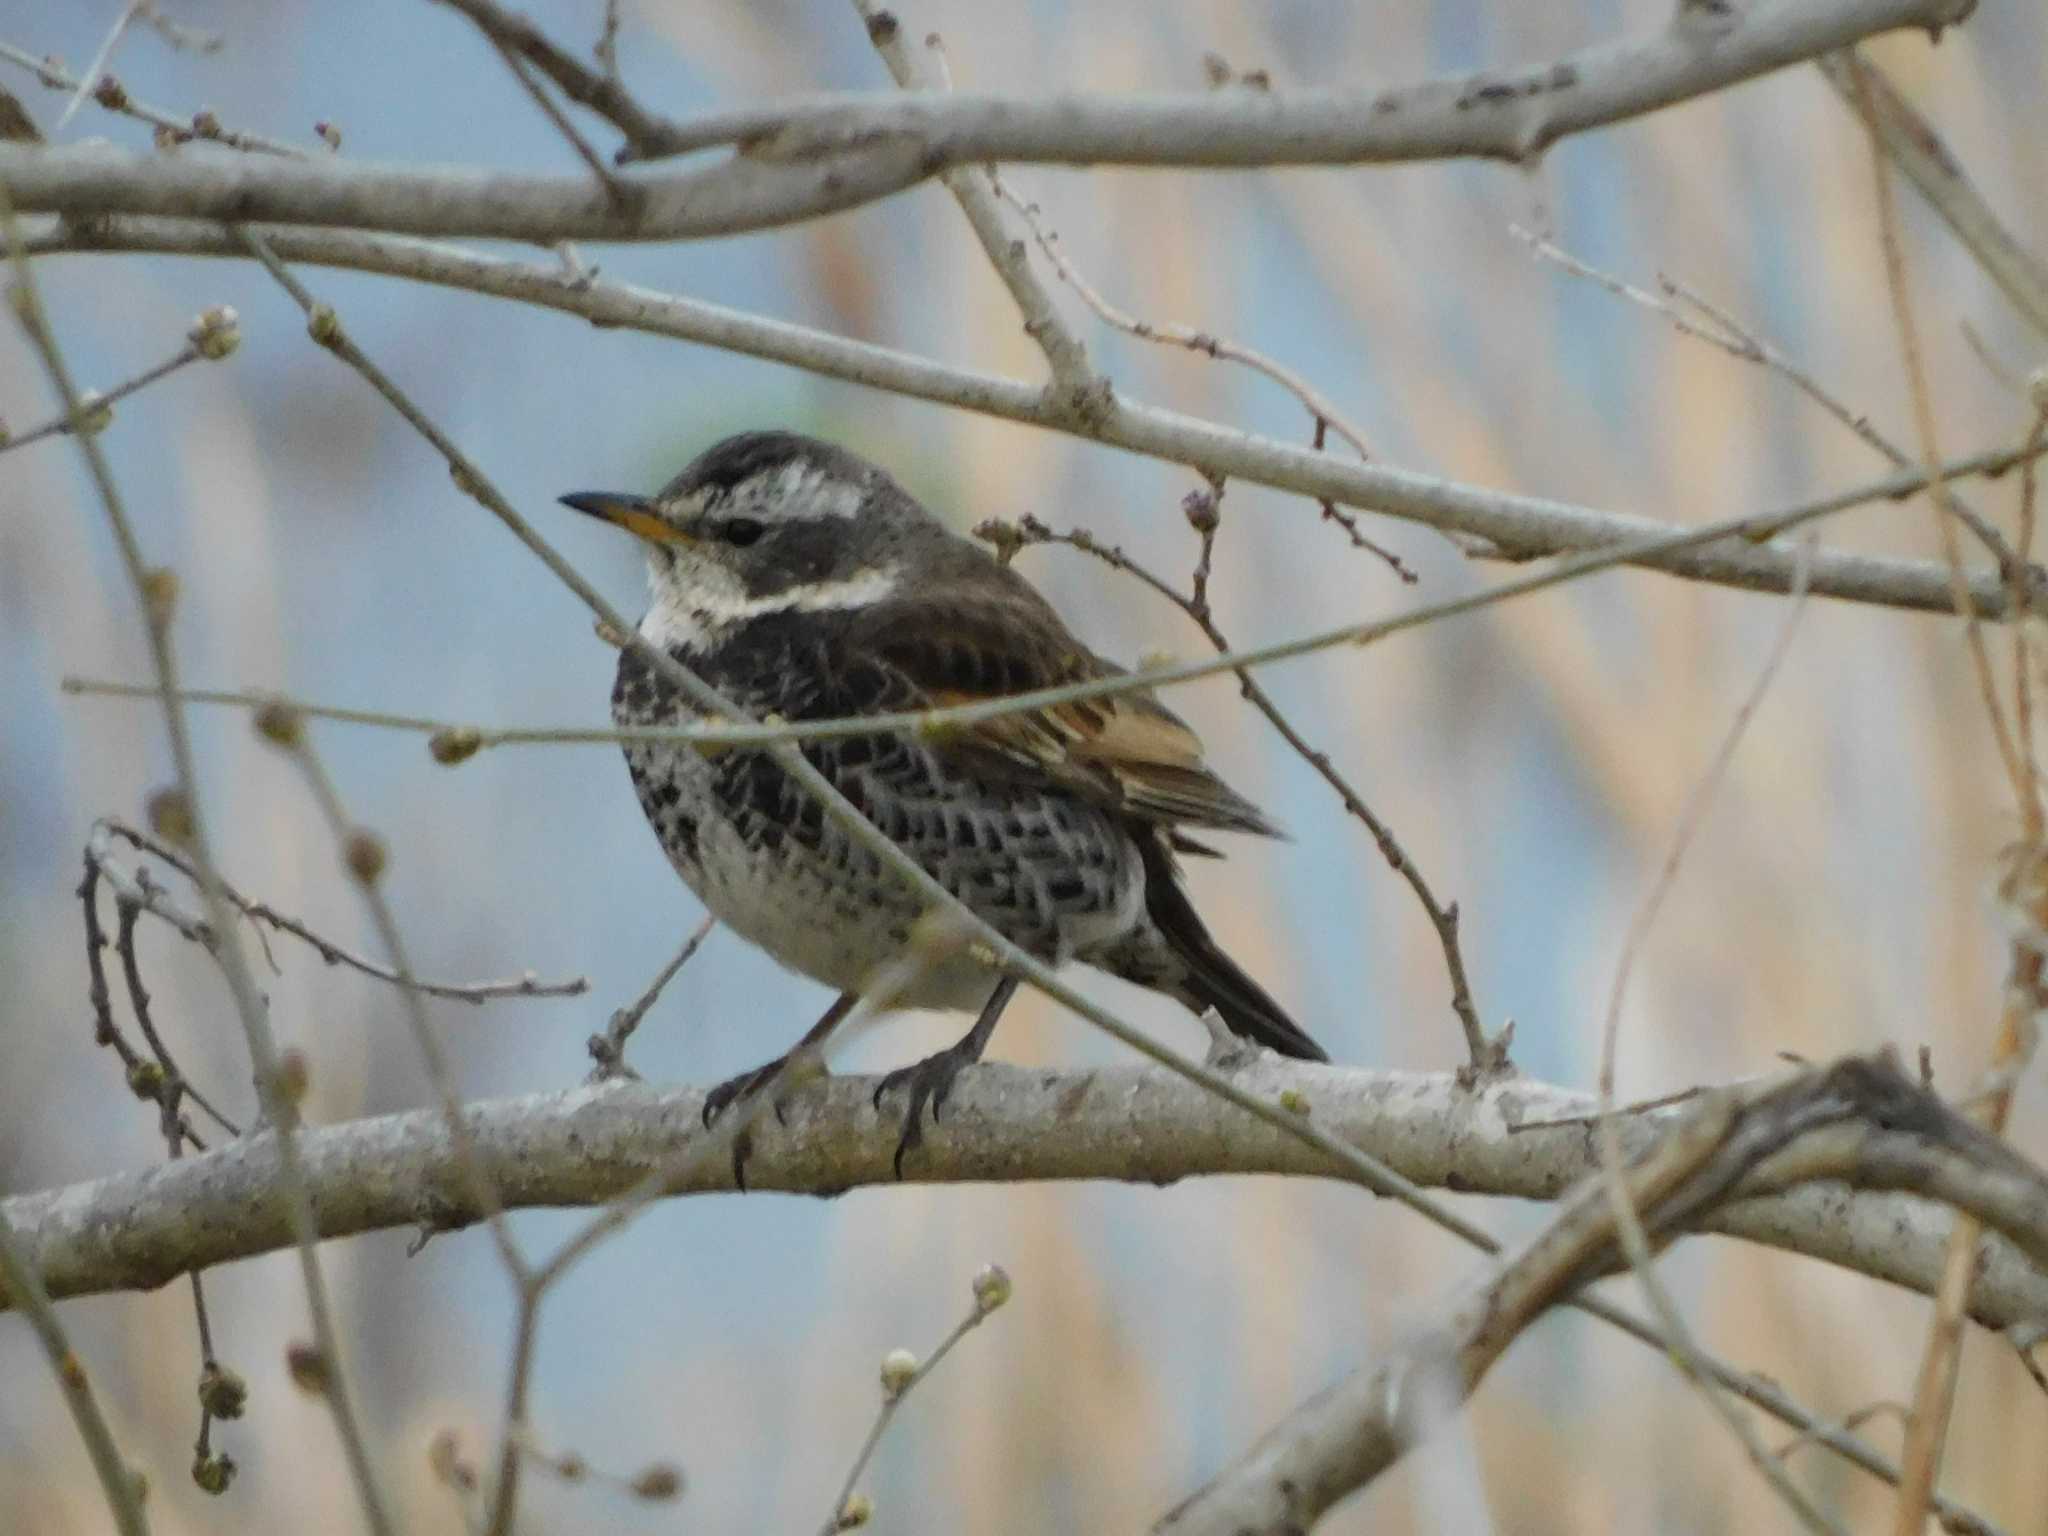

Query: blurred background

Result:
[3,1,2046,1530]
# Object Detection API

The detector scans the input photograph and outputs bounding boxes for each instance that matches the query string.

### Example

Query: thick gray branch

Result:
[1156,1060,2031,1535]
[25,218,2032,618]
[6,1061,2047,1331]
[0,0,1969,240]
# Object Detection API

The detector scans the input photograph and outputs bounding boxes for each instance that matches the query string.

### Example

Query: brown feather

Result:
[845,580,1282,838]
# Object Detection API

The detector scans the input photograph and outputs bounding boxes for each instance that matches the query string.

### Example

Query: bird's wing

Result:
[839,584,1283,838]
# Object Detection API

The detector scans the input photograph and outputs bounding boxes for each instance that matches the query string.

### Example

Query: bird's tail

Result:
[1139,837,1328,1062]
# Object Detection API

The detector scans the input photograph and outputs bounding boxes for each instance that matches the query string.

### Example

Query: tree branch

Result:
[24,216,2042,618]
[1155,1059,2033,1535]
[7,1057,2047,1331]
[0,0,1971,240]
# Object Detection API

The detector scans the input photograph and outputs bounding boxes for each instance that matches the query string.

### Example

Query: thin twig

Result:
[821,1267,1010,1535]
[998,174,1374,461]
[0,1209,149,1536]
[114,888,241,1138]
[1847,56,2028,812]
[0,38,305,154]
[0,339,199,454]
[24,211,2040,617]
[1847,49,2042,1530]
[984,511,1499,1073]
[588,914,716,1079]
[78,854,215,1148]
[65,413,2037,765]
[51,0,143,135]
[100,816,588,1003]
[252,690,529,1287]
[426,0,679,160]
[1310,416,1418,580]
[593,1,623,82]
[490,932,962,1536]
[1593,543,1825,1529]
[1817,51,2048,341]
[853,5,1105,417]
[1512,223,2025,579]
[486,37,627,202]
[2,193,395,1536]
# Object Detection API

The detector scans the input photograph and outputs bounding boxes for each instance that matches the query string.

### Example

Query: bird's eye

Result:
[720,518,766,548]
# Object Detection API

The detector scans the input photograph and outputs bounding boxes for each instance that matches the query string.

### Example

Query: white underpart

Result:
[642,559,901,652]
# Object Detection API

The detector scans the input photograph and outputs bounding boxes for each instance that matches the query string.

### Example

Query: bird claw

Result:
[872,1043,976,1178]
[701,1056,788,1130]
[701,1049,832,1190]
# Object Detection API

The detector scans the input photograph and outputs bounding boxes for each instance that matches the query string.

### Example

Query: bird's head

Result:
[562,431,933,644]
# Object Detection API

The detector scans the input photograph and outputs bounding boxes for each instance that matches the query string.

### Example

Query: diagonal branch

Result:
[1154,1060,2027,1535]
[25,215,2042,617]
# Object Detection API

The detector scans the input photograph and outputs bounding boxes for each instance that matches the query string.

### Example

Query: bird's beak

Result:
[558,491,694,547]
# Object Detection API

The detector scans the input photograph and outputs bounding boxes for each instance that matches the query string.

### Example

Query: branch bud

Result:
[253,697,304,747]
[428,726,482,765]
[188,304,242,360]
[198,1362,248,1419]
[343,828,388,885]
[971,1263,1012,1315]
[146,786,196,845]
[629,1463,684,1500]
[285,1341,331,1395]
[878,1348,918,1401]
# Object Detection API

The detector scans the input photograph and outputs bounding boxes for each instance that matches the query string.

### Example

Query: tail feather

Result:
[1138,837,1328,1062]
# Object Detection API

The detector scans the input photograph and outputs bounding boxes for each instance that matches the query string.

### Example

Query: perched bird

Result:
[563,431,1325,1171]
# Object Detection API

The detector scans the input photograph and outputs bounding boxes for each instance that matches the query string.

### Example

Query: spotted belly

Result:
[612,640,1149,1010]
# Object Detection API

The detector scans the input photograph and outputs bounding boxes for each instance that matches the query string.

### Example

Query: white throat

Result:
[641,560,900,652]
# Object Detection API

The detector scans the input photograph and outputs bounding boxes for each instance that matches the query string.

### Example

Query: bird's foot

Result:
[871,1040,979,1178]
[701,1047,829,1190]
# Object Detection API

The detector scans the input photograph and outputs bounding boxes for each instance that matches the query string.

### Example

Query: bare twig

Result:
[853,5,1105,418]
[1593,543,1829,1532]
[1817,51,2048,341]
[99,817,587,1003]
[0,38,305,154]
[0,336,200,454]
[0,1209,149,1536]
[822,1265,1011,1535]
[1513,224,2027,579]
[998,176,1372,459]
[984,511,1499,1074]
[113,890,240,1140]
[1310,417,1417,580]
[26,214,2042,617]
[2,195,395,1536]
[0,0,1976,236]
[487,930,963,1536]
[50,0,144,135]
[485,37,628,202]
[1156,1063,2021,1534]
[251,695,528,1271]
[78,854,219,1149]
[65,390,2026,796]
[425,0,681,160]
[1845,46,2044,1530]
[587,914,716,1079]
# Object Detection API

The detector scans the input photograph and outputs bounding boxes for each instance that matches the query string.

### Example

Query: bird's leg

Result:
[872,975,1020,1178]
[702,991,856,1131]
